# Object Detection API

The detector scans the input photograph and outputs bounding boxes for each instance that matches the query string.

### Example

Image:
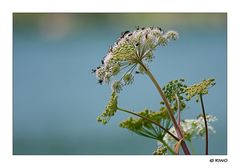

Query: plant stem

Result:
[161,139,176,155]
[117,107,179,141]
[199,94,208,155]
[138,61,190,155]
[175,94,181,127]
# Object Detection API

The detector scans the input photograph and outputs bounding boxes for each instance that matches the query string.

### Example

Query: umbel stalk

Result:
[139,61,191,155]
[200,94,208,155]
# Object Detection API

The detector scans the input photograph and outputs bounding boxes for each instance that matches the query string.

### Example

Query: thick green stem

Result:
[138,62,190,155]
[199,94,208,155]
[117,107,179,141]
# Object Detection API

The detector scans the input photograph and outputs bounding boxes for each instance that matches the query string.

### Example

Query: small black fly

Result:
[98,79,103,85]
[108,46,113,53]
[91,69,96,73]
[135,71,140,74]
[145,33,148,39]
[121,31,130,37]
[157,27,162,32]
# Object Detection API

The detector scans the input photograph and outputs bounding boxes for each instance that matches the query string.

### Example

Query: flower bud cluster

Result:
[97,92,118,124]
[185,78,216,101]
[161,78,187,104]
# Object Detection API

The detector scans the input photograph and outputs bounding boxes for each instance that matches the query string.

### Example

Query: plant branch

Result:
[199,94,208,155]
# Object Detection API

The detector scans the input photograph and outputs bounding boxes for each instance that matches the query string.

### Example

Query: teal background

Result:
[13,13,227,154]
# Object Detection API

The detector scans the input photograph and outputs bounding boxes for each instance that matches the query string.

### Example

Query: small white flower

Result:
[164,30,179,41]
[95,67,106,80]
[111,80,122,93]
[163,115,217,144]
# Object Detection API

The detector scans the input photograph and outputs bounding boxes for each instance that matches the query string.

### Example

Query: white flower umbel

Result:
[163,114,217,145]
[94,27,179,92]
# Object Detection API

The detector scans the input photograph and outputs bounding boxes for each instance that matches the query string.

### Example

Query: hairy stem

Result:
[199,94,208,155]
[138,61,190,155]
[117,107,179,141]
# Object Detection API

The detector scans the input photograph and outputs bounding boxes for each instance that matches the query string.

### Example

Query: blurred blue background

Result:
[13,13,227,154]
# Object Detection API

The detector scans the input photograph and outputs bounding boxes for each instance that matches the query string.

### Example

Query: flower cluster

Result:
[161,79,188,104]
[160,79,187,112]
[97,92,118,125]
[185,78,216,101]
[153,146,168,155]
[163,114,217,145]
[94,27,179,92]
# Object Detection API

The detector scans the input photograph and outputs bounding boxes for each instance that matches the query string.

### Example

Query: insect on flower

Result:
[108,46,113,53]
[121,30,130,38]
